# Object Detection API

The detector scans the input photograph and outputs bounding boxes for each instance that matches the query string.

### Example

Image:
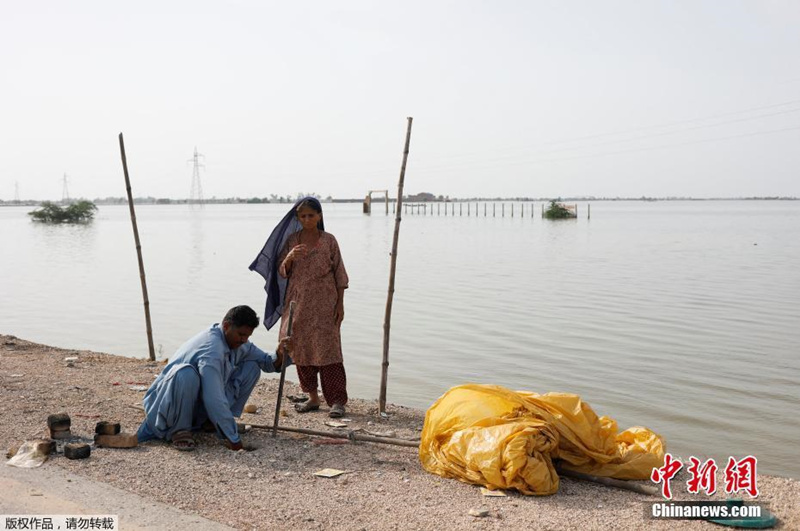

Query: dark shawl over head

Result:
[249,196,325,330]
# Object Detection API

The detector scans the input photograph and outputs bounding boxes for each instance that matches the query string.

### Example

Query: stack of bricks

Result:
[47,413,72,439]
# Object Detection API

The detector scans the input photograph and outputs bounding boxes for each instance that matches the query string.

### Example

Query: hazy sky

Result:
[2,1,799,200]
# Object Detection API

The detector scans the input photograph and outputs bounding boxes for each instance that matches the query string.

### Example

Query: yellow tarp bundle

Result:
[419,384,665,495]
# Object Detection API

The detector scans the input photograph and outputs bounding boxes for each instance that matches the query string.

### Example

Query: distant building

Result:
[406,192,436,202]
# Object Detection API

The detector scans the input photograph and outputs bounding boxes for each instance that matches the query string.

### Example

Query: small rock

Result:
[244,404,258,414]
[468,508,489,518]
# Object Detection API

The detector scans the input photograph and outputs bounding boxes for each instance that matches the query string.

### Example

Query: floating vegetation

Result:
[28,200,98,224]
[544,200,577,219]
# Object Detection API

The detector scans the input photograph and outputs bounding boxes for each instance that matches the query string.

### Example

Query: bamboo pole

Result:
[118,133,155,361]
[380,117,413,414]
[247,422,657,495]
[272,301,295,437]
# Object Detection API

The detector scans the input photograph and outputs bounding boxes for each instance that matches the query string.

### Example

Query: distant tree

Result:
[29,200,98,223]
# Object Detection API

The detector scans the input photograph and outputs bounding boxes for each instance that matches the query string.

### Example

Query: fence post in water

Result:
[467,203,470,216]
[493,203,496,217]
[541,203,544,218]
[588,203,591,219]
[511,203,514,217]
[381,117,413,415]
[484,203,487,217]
[459,203,462,216]
[118,133,156,362]
[502,203,505,217]
[438,203,440,216]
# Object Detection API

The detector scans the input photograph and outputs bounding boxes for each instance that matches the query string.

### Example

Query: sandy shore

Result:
[1,334,797,530]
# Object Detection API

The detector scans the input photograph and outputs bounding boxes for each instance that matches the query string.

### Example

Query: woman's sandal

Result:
[295,401,320,413]
[329,404,345,418]
[172,430,196,452]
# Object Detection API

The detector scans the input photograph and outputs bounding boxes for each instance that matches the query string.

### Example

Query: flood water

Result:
[1,200,798,478]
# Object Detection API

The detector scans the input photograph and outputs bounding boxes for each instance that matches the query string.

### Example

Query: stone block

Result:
[94,433,138,448]
[64,443,91,460]
[95,421,121,435]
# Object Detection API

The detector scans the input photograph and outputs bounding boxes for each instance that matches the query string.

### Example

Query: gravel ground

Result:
[2,334,797,530]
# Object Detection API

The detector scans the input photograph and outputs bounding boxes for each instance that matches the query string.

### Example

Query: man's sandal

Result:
[172,431,196,452]
[295,402,320,413]
[329,404,345,418]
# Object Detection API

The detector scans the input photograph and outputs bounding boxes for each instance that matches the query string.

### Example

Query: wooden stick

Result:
[380,117,413,414]
[555,467,659,496]
[249,422,657,495]
[118,133,155,361]
[273,301,295,437]
[250,422,419,448]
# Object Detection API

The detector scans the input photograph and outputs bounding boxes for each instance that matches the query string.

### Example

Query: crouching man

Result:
[137,305,291,451]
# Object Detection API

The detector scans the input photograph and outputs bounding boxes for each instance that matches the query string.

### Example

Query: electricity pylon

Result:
[188,147,205,207]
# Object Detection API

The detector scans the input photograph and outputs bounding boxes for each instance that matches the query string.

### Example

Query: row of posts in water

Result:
[382,202,590,219]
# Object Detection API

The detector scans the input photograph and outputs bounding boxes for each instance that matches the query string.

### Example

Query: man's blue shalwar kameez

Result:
[137,323,282,444]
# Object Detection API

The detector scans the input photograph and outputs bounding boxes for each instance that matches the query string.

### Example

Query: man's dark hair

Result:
[223,305,260,328]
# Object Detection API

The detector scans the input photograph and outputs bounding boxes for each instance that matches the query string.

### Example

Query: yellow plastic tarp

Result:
[419,384,665,495]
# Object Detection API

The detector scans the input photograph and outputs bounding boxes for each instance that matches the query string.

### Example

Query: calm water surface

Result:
[1,201,798,478]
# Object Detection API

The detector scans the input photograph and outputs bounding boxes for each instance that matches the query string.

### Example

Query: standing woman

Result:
[249,197,350,418]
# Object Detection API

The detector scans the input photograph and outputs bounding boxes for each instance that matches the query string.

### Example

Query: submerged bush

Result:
[544,200,576,219]
[28,200,98,223]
